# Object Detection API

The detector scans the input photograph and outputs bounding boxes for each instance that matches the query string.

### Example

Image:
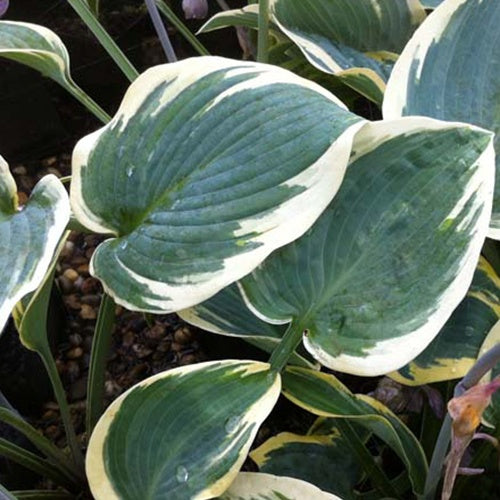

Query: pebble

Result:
[17,191,28,205]
[145,323,166,340]
[58,275,74,293]
[80,304,97,320]
[12,165,27,175]
[63,268,79,282]
[174,327,193,345]
[65,294,81,310]
[66,360,80,381]
[122,331,135,347]
[70,378,87,401]
[69,333,83,346]
[180,353,197,365]
[45,425,62,440]
[60,241,75,259]
[81,294,100,306]
[41,156,57,167]
[82,336,93,353]
[132,345,153,359]
[67,347,84,360]
[81,277,100,294]
[157,340,171,353]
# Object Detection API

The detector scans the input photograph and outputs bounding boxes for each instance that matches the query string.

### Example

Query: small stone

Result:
[157,340,171,353]
[77,263,89,275]
[63,268,79,282]
[104,379,122,398]
[80,304,97,320]
[67,347,83,359]
[69,333,83,346]
[122,330,135,347]
[41,156,57,167]
[58,275,73,293]
[66,360,80,381]
[81,277,100,294]
[174,327,193,345]
[45,425,61,440]
[12,165,27,175]
[42,410,57,421]
[70,378,87,401]
[85,247,95,260]
[46,167,61,177]
[43,401,59,411]
[180,353,197,365]
[145,323,166,340]
[60,241,75,259]
[82,336,93,353]
[171,342,183,353]
[132,344,153,359]
[64,294,81,310]
[81,294,100,306]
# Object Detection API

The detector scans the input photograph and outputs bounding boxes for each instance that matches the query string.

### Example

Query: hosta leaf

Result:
[420,0,444,7]
[383,0,500,238]
[392,257,500,385]
[71,56,363,313]
[86,360,281,500]
[198,4,282,39]
[0,156,70,333]
[179,284,314,368]
[219,472,341,500]
[281,366,428,495]
[251,431,362,498]
[270,0,426,103]
[0,21,74,90]
[240,118,494,375]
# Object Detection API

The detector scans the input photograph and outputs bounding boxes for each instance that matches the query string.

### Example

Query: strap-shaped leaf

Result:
[420,0,444,7]
[392,257,500,385]
[270,0,426,102]
[251,431,362,498]
[240,118,494,375]
[86,360,281,500]
[71,56,363,313]
[179,284,315,368]
[383,0,500,238]
[0,20,73,87]
[220,472,341,500]
[281,366,428,495]
[0,156,70,333]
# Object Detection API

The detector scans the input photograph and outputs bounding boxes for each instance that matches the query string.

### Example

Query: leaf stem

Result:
[0,438,75,491]
[0,408,83,485]
[269,321,305,373]
[336,419,400,498]
[66,82,111,124]
[145,0,178,63]
[67,0,139,82]
[423,342,500,499]
[257,0,270,62]
[38,347,85,472]
[86,293,116,435]
[155,0,210,56]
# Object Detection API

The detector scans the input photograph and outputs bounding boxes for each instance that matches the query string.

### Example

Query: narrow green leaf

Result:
[0,157,70,334]
[383,0,500,238]
[71,56,363,313]
[219,472,341,500]
[281,366,428,495]
[86,360,281,500]
[392,257,500,385]
[240,118,494,375]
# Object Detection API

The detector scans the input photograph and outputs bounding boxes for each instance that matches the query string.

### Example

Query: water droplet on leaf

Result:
[176,465,189,483]
[225,416,241,433]
[126,166,135,177]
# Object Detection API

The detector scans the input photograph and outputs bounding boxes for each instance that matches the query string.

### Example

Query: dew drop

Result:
[176,465,189,483]
[120,241,128,250]
[225,416,241,433]
[126,165,135,177]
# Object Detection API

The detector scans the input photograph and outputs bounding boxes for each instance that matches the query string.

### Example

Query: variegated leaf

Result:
[281,366,427,495]
[383,0,500,238]
[239,118,494,375]
[179,284,315,368]
[270,0,426,103]
[0,156,70,334]
[71,56,363,313]
[220,472,341,500]
[251,431,362,498]
[86,360,281,500]
[392,257,500,385]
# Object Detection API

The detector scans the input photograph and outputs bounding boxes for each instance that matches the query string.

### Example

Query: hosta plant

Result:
[0,1,499,499]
